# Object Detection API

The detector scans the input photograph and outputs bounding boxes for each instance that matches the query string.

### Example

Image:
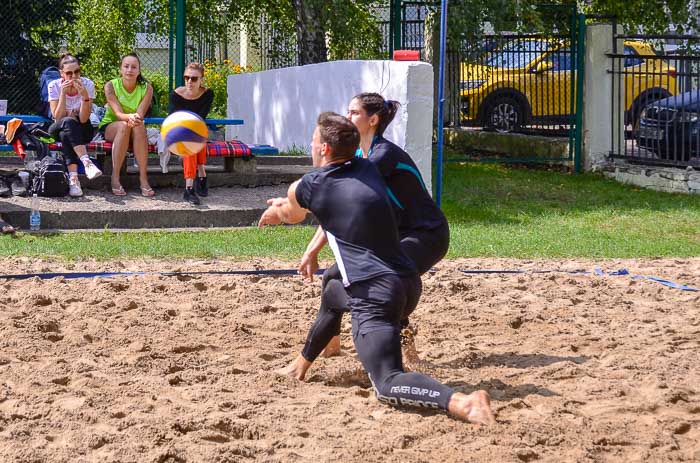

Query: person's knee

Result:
[59,117,80,130]
[322,278,348,312]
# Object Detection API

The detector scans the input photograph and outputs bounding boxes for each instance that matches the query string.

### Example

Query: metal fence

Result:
[2,0,72,114]
[609,34,700,168]
[447,34,578,135]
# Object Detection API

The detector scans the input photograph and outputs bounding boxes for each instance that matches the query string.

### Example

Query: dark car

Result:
[637,90,700,162]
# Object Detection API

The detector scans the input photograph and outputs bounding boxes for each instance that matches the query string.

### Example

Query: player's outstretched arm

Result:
[258,180,308,228]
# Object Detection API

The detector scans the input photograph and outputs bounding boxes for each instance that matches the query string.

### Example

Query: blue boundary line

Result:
[0,267,695,291]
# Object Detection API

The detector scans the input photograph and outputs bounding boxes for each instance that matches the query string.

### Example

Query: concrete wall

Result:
[603,164,700,195]
[226,60,435,192]
[582,23,624,171]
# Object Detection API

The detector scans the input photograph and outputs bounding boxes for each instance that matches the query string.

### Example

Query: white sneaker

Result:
[83,160,102,180]
[68,176,83,197]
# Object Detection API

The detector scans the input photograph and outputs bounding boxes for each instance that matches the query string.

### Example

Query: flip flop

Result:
[140,186,155,197]
[111,185,127,196]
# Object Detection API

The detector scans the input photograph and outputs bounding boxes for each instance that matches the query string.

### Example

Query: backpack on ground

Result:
[37,66,61,119]
[32,156,69,197]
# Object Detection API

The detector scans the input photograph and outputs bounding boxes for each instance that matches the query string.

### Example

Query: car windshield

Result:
[485,40,552,69]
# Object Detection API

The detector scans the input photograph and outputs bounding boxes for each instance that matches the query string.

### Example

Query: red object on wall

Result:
[393,50,420,61]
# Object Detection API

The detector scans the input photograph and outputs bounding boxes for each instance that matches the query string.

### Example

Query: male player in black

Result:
[258,112,494,425]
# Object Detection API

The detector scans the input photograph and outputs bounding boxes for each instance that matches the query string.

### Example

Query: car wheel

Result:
[484,97,523,133]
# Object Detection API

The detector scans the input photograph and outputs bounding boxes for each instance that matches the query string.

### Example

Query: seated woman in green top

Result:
[99,53,155,197]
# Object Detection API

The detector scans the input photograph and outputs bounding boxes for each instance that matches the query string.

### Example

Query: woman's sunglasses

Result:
[64,69,81,77]
[184,75,200,82]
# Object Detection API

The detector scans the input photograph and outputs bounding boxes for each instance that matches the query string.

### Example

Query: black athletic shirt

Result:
[295,157,416,286]
[168,88,214,119]
[361,137,447,235]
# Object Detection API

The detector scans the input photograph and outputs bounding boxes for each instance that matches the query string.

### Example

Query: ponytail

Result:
[352,92,400,136]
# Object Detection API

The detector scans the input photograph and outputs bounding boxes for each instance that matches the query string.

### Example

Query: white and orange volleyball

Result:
[161,111,208,156]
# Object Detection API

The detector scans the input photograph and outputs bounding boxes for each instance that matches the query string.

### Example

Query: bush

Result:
[203,60,253,118]
[143,69,170,117]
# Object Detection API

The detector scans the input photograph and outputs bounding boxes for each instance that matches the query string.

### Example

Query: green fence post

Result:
[169,0,174,91]
[573,13,586,174]
[392,0,402,53]
[175,0,186,87]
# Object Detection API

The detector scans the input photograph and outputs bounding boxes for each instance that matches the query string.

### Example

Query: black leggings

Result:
[300,224,450,361]
[349,274,453,410]
[49,117,94,166]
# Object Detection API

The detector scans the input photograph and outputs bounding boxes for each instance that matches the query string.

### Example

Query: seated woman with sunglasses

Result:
[99,52,155,197]
[168,63,214,205]
[47,53,103,197]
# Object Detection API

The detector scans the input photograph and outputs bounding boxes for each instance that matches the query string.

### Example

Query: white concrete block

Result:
[227,60,434,193]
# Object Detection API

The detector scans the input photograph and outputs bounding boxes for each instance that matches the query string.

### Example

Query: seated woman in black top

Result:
[168,62,214,205]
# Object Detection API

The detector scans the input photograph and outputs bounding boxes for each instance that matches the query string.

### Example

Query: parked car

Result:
[460,40,678,132]
[637,90,700,162]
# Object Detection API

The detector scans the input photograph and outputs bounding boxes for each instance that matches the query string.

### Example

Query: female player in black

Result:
[283,93,449,373]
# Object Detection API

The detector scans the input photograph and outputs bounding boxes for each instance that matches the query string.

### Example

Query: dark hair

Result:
[123,52,146,84]
[352,92,400,136]
[58,53,79,69]
[317,112,360,160]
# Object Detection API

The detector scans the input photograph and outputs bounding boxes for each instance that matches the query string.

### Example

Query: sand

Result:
[0,257,698,462]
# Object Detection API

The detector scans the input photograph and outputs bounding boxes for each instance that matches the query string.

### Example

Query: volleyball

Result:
[161,111,209,157]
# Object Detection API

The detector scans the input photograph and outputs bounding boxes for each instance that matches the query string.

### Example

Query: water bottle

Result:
[30,194,41,231]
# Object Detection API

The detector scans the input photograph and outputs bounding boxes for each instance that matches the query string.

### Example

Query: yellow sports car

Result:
[460,40,677,132]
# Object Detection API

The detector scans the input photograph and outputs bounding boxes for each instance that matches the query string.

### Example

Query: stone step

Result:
[0,164,313,231]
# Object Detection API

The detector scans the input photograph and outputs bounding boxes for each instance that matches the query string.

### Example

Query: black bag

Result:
[32,156,69,197]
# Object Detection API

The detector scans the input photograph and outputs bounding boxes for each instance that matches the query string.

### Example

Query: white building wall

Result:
[226,60,435,192]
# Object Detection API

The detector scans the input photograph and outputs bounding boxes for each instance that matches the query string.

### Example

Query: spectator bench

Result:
[0,115,279,174]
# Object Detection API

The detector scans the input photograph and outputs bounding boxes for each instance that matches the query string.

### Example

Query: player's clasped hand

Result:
[127,113,143,128]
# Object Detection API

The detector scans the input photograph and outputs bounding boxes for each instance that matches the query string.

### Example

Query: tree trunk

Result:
[425,10,458,128]
[291,0,327,64]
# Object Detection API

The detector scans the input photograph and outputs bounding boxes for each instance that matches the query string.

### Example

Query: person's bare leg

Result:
[448,390,495,425]
[275,354,312,380]
[320,335,341,358]
[401,325,422,371]
[105,122,130,191]
[131,125,152,193]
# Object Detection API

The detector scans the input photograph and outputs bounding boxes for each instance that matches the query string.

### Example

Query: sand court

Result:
[0,257,698,462]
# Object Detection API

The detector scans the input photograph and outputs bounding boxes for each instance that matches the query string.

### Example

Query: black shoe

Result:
[195,176,208,197]
[183,187,201,205]
[0,178,10,197]
[11,178,27,197]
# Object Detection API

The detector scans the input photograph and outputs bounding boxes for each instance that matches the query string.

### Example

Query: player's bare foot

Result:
[448,390,495,425]
[275,354,312,381]
[321,335,341,358]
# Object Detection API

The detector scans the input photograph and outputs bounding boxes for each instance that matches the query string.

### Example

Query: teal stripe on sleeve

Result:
[386,187,404,209]
[396,162,427,192]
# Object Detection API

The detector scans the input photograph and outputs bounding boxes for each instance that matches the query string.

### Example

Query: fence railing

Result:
[446,34,577,135]
[609,34,700,168]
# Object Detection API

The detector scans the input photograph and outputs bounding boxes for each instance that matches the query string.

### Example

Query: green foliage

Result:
[143,68,170,117]
[203,60,253,118]
[69,0,169,92]
[585,0,697,34]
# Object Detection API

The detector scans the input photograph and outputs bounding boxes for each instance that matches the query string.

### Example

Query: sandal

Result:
[140,186,155,197]
[111,185,127,196]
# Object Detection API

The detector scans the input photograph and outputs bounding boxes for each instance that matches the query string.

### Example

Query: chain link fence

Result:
[2,0,73,114]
